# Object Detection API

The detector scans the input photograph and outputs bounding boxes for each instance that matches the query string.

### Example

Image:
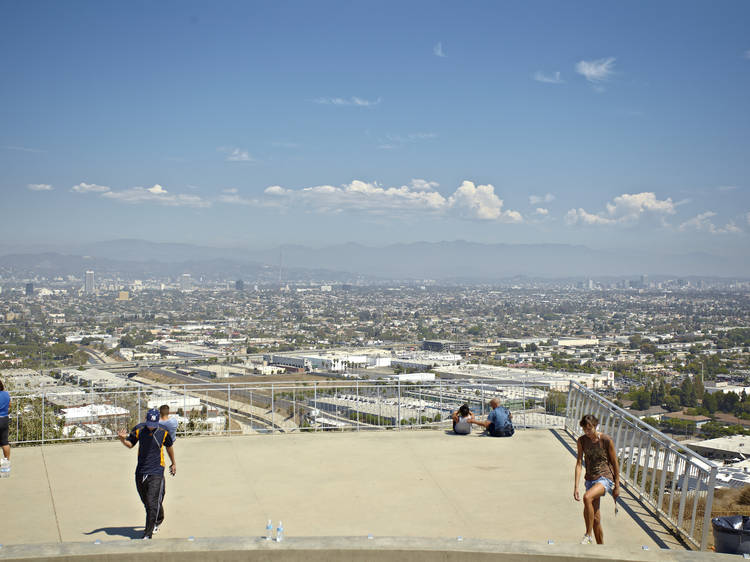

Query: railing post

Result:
[227,384,231,436]
[250,391,253,433]
[41,391,45,445]
[522,378,526,429]
[701,467,718,550]
[271,383,275,434]
[397,380,401,430]
[481,384,485,417]
[293,387,296,431]
[439,379,443,421]
[356,381,360,432]
[378,384,381,427]
[657,448,671,515]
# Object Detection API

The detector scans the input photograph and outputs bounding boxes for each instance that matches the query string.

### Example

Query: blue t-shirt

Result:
[160,417,178,442]
[0,391,10,417]
[488,406,511,429]
[126,423,173,475]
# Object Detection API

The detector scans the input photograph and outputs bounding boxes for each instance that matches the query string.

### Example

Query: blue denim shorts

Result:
[585,477,614,496]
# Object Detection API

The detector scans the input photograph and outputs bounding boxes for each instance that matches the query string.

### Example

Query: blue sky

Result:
[1,0,749,256]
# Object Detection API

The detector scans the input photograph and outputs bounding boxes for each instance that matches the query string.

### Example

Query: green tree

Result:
[702,392,718,414]
[664,395,681,412]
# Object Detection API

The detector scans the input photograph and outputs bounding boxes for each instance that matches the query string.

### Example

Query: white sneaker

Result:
[153,525,160,534]
[580,535,593,545]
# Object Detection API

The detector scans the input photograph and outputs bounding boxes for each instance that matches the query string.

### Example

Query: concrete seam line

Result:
[41,446,64,543]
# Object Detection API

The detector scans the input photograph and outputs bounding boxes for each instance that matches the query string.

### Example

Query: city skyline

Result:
[1,1,749,260]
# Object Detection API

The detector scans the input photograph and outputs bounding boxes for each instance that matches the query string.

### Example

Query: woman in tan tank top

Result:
[573,414,620,545]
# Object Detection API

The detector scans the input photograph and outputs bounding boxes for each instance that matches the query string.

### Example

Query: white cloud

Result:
[433,42,446,58]
[27,183,53,191]
[725,221,742,233]
[747,212,750,226]
[265,185,290,196]
[565,208,615,226]
[218,193,258,206]
[448,181,522,222]
[533,71,564,84]
[744,50,750,60]
[408,179,439,191]
[249,179,522,222]
[100,184,210,208]
[717,185,738,192]
[219,147,254,162]
[575,57,616,82]
[679,212,742,235]
[314,96,381,107]
[222,188,238,194]
[529,193,555,205]
[565,192,675,226]
[3,145,46,153]
[534,208,549,216]
[605,192,675,220]
[72,182,110,193]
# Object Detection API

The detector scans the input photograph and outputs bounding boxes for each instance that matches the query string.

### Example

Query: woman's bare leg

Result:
[582,484,606,538]
[593,497,603,544]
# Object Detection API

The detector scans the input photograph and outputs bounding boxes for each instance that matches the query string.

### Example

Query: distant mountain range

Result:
[0,239,746,281]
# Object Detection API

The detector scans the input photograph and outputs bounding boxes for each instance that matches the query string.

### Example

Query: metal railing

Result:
[566,382,717,550]
[6,378,564,445]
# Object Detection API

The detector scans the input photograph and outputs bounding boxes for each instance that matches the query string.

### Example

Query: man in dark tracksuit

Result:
[118,408,176,539]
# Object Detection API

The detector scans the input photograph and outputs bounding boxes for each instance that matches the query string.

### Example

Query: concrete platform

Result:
[0,429,689,555]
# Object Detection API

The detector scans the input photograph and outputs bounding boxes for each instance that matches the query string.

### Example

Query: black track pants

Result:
[135,473,165,537]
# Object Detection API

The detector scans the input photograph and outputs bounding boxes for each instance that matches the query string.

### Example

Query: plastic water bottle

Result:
[265,519,273,541]
[276,521,284,542]
[0,459,10,478]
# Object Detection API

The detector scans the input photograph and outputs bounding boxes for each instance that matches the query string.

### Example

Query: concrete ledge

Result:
[0,537,734,562]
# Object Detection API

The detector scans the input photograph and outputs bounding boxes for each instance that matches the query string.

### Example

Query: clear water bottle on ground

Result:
[265,519,273,541]
[276,521,284,542]
[0,458,10,478]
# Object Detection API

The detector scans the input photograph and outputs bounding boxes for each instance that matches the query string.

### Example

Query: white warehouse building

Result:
[147,389,202,412]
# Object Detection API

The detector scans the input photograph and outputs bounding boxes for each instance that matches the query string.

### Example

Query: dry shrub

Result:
[739,486,750,506]
[709,486,750,514]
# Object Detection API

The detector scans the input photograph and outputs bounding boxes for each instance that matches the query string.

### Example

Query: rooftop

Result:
[0,428,693,560]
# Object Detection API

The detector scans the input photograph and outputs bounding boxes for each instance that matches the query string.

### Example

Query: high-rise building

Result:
[85,270,95,295]
[235,279,244,291]
[180,273,192,291]
[25,283,34,297]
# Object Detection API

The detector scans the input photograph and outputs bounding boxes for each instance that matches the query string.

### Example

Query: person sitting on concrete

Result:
[471,398,514,437]
[451,404,475,434]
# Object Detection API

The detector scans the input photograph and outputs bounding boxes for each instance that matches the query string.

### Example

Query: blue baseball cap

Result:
[145,408,160,428]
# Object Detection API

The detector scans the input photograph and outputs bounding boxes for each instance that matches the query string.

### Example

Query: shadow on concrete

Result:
[84,526,144,539]
[548,428,691,550]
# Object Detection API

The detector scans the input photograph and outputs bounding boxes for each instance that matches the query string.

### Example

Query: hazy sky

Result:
[2,1,749,255]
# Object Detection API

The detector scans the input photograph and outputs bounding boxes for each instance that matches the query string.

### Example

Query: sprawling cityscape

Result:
[2,266,749,440]
[3,0,750,557]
